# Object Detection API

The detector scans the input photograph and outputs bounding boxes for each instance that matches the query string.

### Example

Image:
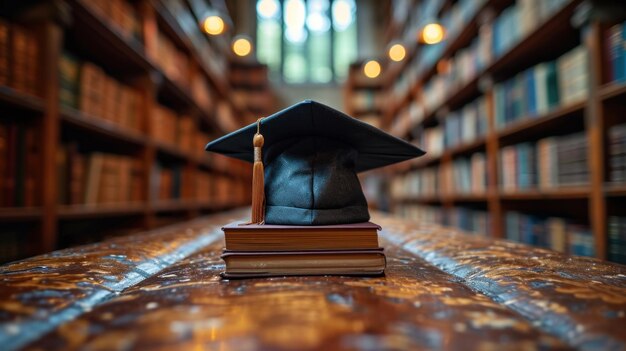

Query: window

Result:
[256,0,357,84]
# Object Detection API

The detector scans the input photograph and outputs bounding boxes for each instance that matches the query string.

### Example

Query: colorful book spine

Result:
[606,23,626,83]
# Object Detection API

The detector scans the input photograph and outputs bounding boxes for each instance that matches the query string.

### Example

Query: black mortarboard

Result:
[206,100,425,225]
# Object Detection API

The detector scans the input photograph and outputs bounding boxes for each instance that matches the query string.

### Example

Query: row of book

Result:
[57,145,143,205]
[391,166,439,199]
[414,96,488,156]
[151,164,249,205]
[394,0,571,110]
[60,53,143,132]
[391,152,487,198]
[0,21,39,96]
[441,153,487,195]
[505,212,594,257]
[608,216,626,264]
[609,123,626,183]
[605,21,626,83]
[396,204,490,236]
[494,45,588,129]
[148,31,191,89]
[85,0,141,43]
[0,122,39,207]
[500,132,588,191]
[492,0,569,58]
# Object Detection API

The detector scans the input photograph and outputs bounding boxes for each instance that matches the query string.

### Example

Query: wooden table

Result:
[1,209,625,350]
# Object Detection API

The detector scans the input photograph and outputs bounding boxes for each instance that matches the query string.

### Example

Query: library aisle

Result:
[1,0,626,350]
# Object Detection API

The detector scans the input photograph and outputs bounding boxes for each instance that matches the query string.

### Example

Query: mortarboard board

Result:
[206,100,425,226]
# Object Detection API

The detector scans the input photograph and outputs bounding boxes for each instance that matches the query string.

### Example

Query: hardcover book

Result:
[221,249,386,278]
[223,222,381,251]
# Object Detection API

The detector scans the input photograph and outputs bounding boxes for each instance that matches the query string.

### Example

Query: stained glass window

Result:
[256,0,356,83]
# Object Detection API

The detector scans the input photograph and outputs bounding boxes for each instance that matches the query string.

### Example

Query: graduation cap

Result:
[206,100,425,226]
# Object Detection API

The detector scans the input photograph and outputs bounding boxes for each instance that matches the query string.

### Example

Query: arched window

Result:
[256,0,357,83]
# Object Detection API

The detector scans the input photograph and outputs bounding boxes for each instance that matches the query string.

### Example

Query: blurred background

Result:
[0,0,625,264]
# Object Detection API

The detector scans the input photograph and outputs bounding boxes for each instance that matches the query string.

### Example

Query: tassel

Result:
[250,118,265,224]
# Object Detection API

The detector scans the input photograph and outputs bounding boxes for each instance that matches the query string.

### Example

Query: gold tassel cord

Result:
[250,118,265,224]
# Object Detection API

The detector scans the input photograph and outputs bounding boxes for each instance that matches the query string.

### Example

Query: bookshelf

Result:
[0,0,258,263]
[378,0,626,263]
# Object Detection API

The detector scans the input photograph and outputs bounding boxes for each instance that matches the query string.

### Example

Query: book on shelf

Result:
[147,31,190,88]
[84,0,141,43]
[609,123,626,183]
[608,216,626,264]
[499,132,588,191]
[0,121,40,207]
[61,54,143,132]
[57,145,142,205]
[494,45,589,130]
[605,22,626,83]
[151,162,182,202]
[505,211,594,257]
[191,74,213,112]
[151,104,178,145]
[0,20,39,96]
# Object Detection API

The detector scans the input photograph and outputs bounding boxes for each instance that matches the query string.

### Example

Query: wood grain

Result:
[0,210,624,350]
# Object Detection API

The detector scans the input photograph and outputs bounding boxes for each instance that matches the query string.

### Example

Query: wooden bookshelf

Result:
[0,0,259,263]
[377,0,626,261]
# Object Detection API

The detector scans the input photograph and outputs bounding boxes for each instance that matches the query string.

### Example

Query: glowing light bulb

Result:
[363,60,381,78]
[421,23,445,44]
[232,37,252,57]
[203,15,225,35]
[388,43,406,62]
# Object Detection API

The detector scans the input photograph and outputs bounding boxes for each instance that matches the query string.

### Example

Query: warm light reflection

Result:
[332,0,353,30]
[233,37,253,56]
[257,0,279,19]
[363,60,381,78]
[388,43,406,62]
[203,15,225,35]
[421,23,445,44]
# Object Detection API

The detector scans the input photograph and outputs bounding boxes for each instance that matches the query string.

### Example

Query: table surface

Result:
[0,209,625,350]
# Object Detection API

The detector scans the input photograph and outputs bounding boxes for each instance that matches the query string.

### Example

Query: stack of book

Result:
[220,222,386,278]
